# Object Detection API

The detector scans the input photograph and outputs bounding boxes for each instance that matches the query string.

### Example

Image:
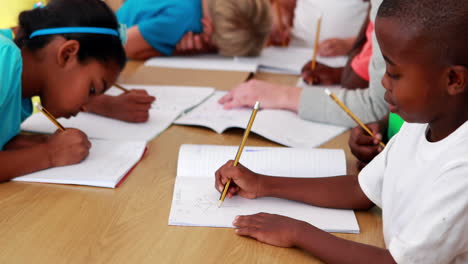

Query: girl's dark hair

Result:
[15,0,126,69]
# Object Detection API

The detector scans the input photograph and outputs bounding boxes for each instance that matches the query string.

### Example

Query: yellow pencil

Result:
[311,17,322,71]
[218,101,260,208]
[114,83,130,93]
[324,89,386,148]
[34,103,65,131]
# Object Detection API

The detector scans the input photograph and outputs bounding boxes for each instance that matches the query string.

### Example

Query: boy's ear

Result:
[57,40,80,68]
[447,66,467,95]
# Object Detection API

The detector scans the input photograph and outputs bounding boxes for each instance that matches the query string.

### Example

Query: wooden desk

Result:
[0,65,384,263]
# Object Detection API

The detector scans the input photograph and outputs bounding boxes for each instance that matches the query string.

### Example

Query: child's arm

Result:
[218,80,301,112]
[3,134,49,150]
[215,160,374,210]
[82,90,156,123]
[215,161,396,263]
[125,26,163,60]
[233,213,396,264]
[0,129,91,182]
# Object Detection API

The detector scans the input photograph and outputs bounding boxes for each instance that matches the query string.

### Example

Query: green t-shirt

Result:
[387,113,404,140]
[0,28,32,149]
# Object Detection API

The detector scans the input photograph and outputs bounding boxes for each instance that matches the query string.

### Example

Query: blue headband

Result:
[29,24,128,45]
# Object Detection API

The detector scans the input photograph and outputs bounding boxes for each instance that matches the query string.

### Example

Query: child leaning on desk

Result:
[116,0,272,60]
[2,0,155,123]
[214,0,468,262]
[0,0,130,182]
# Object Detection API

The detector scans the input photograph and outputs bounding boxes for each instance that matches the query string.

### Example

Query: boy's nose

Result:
[381,75,391,91]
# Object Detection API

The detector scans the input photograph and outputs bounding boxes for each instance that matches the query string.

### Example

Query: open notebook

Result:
[258,47,348,75]
[21,85,215,142]
[13,139,147,188]
[144,54,259,72]
[169,144,359,233]
[174,91,349,148]
[144,47,347,75]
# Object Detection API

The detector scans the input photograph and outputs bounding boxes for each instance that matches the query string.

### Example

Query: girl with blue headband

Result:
[0,0,152,181]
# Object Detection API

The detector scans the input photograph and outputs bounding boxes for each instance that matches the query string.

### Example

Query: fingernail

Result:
[218,185,223,192]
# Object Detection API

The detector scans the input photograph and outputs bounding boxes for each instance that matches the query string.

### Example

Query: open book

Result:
[21,85,215,142]
[144,47,347,75]
[174,91,349,148]
[144,54,259,72]
[12,139,147,188]
[258,47,348,75]
[169,144,359,233]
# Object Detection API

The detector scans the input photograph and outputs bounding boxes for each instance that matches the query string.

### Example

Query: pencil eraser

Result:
[254,101,260,109]
[324,88,331,96]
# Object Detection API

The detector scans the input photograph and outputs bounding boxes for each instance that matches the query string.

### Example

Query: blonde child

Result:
[117,0,273,59]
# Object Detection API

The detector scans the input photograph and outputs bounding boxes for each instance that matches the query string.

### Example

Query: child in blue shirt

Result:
[214,0,468,262]
[0,0,129,182]
[117,0,273,59]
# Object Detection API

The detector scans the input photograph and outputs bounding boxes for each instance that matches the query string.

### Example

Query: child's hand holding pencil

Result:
[46,128,92,167]
[215,160,262,199]
[301,61,342,85]
[35,103,91,168]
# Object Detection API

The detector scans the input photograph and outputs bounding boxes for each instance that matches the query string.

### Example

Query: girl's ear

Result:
[447,66,468,96]
[57,40,80,67]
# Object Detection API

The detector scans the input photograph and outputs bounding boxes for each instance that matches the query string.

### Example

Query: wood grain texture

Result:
[0,67,384,263]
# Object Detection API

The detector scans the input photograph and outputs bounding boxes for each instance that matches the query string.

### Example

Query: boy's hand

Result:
[46,128,91,167]
[348,122,384,164]
[233,213,305,248]
[218,80,300,112]
[301,62,342,85]
[215,160,262,199]
[108,90,156,123]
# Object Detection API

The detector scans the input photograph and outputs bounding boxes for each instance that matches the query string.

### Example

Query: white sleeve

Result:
[357,131,399,208]
[388,162,468,264]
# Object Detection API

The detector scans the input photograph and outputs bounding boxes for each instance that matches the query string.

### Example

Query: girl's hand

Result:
[112,89,155,123]
[215,160,263,199]
[46,128,91,167]
[233,213,306,248]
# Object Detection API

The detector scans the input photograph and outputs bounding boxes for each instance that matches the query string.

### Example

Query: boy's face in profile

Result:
[375,17,448,124]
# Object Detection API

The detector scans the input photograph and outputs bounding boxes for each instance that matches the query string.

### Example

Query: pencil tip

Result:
[254,101,260,109]
[218,201,222,208]
[324,88,331,96]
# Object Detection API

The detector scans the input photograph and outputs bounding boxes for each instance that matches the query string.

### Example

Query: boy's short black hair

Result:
[377,0,468,67]
[15,0,126,69]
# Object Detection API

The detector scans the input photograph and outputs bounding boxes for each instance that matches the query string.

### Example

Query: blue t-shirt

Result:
[0,29,32,150]
[117,0,203,56]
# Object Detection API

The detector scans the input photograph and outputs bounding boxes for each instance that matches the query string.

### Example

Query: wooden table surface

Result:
[0,61,384,263]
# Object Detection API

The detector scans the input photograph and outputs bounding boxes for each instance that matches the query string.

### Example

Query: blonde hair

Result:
[208,0,272,57]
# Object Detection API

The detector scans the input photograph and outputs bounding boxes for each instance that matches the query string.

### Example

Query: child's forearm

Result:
[82,94,116,118]
[294,222,396,264]
[0,143,51,182]
[258,174,374,210]
[3,134,49,150]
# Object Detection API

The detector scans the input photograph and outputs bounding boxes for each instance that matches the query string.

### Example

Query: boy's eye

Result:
[90,85,96,95]
[386,71,400,80]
